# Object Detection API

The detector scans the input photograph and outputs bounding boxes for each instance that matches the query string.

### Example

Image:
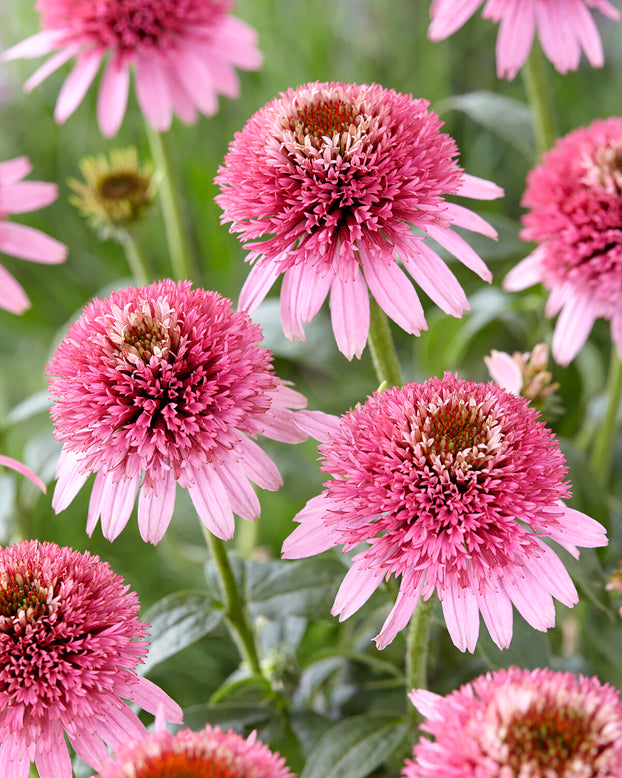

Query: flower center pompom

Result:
[0,569,57,632]
[291,97,360,149]
[42,0,230,51]
[107,297,179,368]
[583,141,622,195]
[503,703,593,774]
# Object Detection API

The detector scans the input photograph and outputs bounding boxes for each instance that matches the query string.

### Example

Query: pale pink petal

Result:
[502,570,556,631]
[332,560,382,621]
[330,266,370,360]
[236,435,283,491]
[281,493,339,558]
[281,263,332,340]
[217,457,260,521]
[0,739,31,778]
[52,449,90,512]
[91,700,147,750]
[135,53,173,132]
[503,247,545,291]
[87,471,107,534]
[97,56,131,138]
[495,0,536,79]
[0,222,67,264]
[195,48,239,98]
[611,313,622,361]
[0,454,45,492]
[168,45,217,116]
[291,409,341,443]
[552,296,597,366]
[187,465,235,539]
[442,202,499,238]
[0,157,32,185]
[360,248,427,335]
[164,66,198,125]
[2,29,68,60]
[475,584,514,649]
[456,173,504,200]
[238,260,282,313]
[484,350,523,394]
[572,0,606,66]
[67,727,109,769]
[34,722,72,778]
[125,676,183,724]
[546,504,608,552]
[137,470,177,544]
[0,181,58,213]
[100,473,140,541]
[0,264,29,314]
[375,575,426,649]
[424,224,493,282]
[24,44,82,92]
[523,540,578,608]
[407,689,443,720]
[401,241,470,317]
[54,50,104,123]
[428,0,485,40]
[536,0,581,73]
[212,16,263,70]
[440,581,480,653]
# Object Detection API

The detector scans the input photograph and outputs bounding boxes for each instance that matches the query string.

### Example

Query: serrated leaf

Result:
[140,591,223,674]
[438,90,535,158]
[300,712,407,778]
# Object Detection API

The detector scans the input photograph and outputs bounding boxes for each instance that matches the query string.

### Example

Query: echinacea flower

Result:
[0,156,67,314]
[485,343,558,401]
[3,0,262,137]
[47,279,310,544]
[504,117,622,366]
[282,373,606,652]
[405,667,622,778]
[0,539,182,778]
[93,722,294,778]
[428,0,620,79]
[0,454,46,492]
[215,81,503,360]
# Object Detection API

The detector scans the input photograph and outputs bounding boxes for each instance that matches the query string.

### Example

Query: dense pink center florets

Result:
[39,0,230,51]
[0,541,146,731]
[521,117,622,309]
[320,374,569,587]
[47,280,278,482]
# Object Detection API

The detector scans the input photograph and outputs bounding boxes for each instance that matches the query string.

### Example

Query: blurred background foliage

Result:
[1,1,622,775]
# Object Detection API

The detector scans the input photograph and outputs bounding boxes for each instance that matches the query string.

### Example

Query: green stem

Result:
[367,297,403,387]
[146,123,194,280]
[590,346,622,485]
[405,598,434,726]
[119,230,150,284]
[202,527,263,677]
[521,41,558,158]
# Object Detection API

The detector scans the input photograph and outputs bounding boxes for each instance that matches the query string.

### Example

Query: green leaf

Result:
[181,702,275,732]
[300,712,407,778]
[247,557,345,620]
[5,390,50,426]
[140,590,223,674]
[437,90,535,158]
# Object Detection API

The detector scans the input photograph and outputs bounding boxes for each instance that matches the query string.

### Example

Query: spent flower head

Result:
[505,117,622,365]
[428,0,620,79]
[47,279,311,544]
[0,540,182,778]
[69,147,157,241]
[3,0,262,137]
[406,667,622,778]
[216,80,503,360]
[283,373,606,652]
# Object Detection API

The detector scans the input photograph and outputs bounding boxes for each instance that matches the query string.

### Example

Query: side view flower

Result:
[0,540,182,778]
[505,117,622,366]
[405,667,622,777]
[0,156,67,314]
[282,373,606,652]
[93,722,294,778]
[47,279,310,544]
[216,80,503,360]
[3,0,262,137]
[428,0,620,80]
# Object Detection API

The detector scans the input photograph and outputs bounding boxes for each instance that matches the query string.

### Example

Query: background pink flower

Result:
[47,280,310,544]
[505,117,622,365]
[0,156,67,314]
[94,722,294,778]
[3,0,262,137]
[0,540,182,778]
[428,0,620,79]
[282,373,606,652]
[406,667,622,777]
[216,81,502,360]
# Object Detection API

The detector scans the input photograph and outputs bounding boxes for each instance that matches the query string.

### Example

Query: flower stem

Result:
[146,123,194,280]
[367,297,403,387]
[590,345,622,485]
[119,230,150,285]
[521,41,558,158]
[201,526,263,677]
[405,598,434,726]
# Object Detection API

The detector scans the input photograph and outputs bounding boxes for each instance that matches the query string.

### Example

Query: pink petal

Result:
[126,675,183,724]
[428,0,484,40]
[67,729,109,772]
[100,473,140,541]
[24,44,82,92]
[217,457,261,521]
[424,224,492,282]
[547,503,608,552]
[360,248,427,335]
[332,560,382,621]
[552,296,596,366]
[213,16,262,69]
[0,156,31,185]
[238,260,281,313]
[0,454,45,492]
[54,50,104,123]
[501,569,556,631]
[187,465,235,539]
[281,263,332,340]
[92,700,147,750]
[523,540,578,608]
[0,264,29,314]
[0,181,58,213]
[281,493,339,558]
[401,241,470,317]
[291,409,341,443]
[52,448,90,512]
[0,222,67,264]
[408,689,443,720]
[137,470,177,544]
[375,575,426,649]
[572,0,606,66]
[34,722,72,778]
[536,0,581,73]
[442,202,499,238]
[330,266,370,360]
[503,247,545,291]
[168,44,217,116]
[236,434,283,491]
[440,581,480,653]
[495,0,536,79]
[456,173,504,200]
[97,56,131,137]
[475,583,514,649]
[135,53,173,132]
[2,29,68,60]
[611,313,622,361]
[484,350,523,394]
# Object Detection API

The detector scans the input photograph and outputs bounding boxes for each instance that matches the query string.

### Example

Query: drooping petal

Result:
[137,470,177,544]
[54,50,104,123]
[329,266,370,360]
[97,56,131,138]
[0,222,67,263]
[440,581,480,653]
[0,454,45,492]
[187,465,235,540]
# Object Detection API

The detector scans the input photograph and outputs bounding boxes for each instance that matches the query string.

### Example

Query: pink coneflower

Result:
[282,373,606,652]
[215,81,503,360]
[428,0,620,79]
[47,279,310,544]
[93,722,294,778]
[0,454,46,492]
[3,0,262,137]
[0,539,182,778]
[405,667,622,778]
[505,117,622,366]
[0,155,67,314]
[485,343,558,402]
